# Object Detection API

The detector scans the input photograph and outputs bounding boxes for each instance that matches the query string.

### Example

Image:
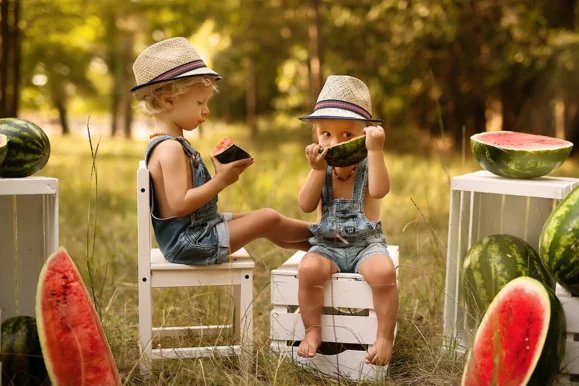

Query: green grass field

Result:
[34,123,579,385]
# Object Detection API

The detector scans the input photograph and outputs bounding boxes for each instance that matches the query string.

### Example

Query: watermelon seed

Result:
[50,291,57,296]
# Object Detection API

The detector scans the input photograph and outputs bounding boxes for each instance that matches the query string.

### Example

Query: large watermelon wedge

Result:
[539,185,579,296]
[36,248,121,385]
[461,277,565,386]
[0,133,8,167]
[318,135,367,167]
[470,131,572,179]
[0,118,51,178]
[461,234,553,335]
[210,136,251,164]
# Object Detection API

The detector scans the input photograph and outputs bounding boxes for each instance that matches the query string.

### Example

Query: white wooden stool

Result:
[270,246,399,381]
[137,161,254,376]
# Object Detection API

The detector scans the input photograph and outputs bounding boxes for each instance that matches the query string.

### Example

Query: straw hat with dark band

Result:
[299,75,383,124]
[131,37,221,100]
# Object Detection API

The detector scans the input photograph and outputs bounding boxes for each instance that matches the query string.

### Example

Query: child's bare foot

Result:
[297,330,321,358]
[365,337,393,366]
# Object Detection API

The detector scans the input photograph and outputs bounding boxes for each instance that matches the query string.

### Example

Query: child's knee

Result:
[298,257,329,285]
[257,208,282,225]
[364,261,396,288]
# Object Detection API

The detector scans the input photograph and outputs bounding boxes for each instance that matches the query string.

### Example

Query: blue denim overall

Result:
[308,158,390,273]
[145,135,231,265]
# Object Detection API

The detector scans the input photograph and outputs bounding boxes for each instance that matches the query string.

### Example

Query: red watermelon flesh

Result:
[461,276,565,386]
[36,247,121,386]
[475,131,571,150]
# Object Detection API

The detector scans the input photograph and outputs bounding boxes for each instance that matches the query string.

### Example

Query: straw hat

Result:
[299,75,382,123]
[131,37,221,100]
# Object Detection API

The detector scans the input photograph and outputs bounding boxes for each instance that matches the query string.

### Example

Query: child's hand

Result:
[364,126,385,151]
[305,143,328,170]
[211,156,254,187]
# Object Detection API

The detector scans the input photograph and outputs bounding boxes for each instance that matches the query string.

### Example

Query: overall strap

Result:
[352,158,368,202]
[321,165,333,203]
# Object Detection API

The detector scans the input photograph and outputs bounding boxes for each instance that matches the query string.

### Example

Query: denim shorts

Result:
[164,212,232,265]
[308,241,391,273]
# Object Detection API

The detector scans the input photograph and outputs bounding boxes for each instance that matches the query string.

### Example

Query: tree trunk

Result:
[122,33,134,139]
[55,97,70,135]
[0,0,9,117]
[11,0,20,116]
[246,57,257,137]
[307,0,322,109]
[106,11,120,136]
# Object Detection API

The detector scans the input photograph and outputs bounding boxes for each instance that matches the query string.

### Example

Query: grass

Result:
[33,120,579,385]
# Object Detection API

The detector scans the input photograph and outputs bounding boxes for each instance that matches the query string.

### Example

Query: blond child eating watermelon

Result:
[130,37,311,265]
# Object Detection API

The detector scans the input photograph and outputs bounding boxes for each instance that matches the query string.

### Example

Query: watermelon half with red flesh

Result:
[211,136,251,164]
[36,247,121,385]
[471,131,573,179]
[461,276,565,386]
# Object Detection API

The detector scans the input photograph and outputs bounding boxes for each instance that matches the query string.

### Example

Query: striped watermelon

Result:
[1,316,48,385]
[0,133,7,167]
[461,234,553,336]
[0,118,51,178]
[210,136,251,164]
[471,131,573,179]
[461,277,565,386]
[319,135,367,167]
[539,185,579,295]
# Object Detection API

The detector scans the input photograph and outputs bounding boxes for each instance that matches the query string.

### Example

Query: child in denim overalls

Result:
[297,76,398,366]
[131,37,312,265]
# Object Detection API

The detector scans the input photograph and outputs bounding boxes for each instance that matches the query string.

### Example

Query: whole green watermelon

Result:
[0,118,51,178]
[1,316,48,385]
[539,185,579,295]
[461,234,553,337]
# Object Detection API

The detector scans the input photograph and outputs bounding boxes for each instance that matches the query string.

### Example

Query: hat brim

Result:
[299,108,383,124]
[131,68,222,100]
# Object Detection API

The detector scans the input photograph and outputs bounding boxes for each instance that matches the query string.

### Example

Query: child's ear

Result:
[161,93,174,109]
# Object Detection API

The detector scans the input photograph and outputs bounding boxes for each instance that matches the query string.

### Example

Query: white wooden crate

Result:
[270,246,399,381]
[0,177,58,323]
[442,171,579,371]
[556,284,579,385]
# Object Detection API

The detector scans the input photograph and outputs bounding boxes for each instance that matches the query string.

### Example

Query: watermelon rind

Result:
[0,118,51,178]
[471,131,573,179]
[35,247,121,386]
[539,185,579,296]
[1,316,48,385]
[461,277,565,386]
[0,133,8,167]
[319,135,368,167]
[461,234,553,337]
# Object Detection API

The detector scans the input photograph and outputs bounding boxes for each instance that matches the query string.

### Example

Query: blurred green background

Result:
[3,1,579,385]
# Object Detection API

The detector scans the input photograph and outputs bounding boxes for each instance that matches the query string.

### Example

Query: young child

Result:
[131,37,312,265]
[296,75,398,366]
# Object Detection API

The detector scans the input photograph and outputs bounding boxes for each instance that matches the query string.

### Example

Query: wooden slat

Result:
[16,195,46,318]
[562,339,579,374]
[151,345,240,360]
[451,171,579,199]
[270,311,377,344]
[152,325,232,337]
[0,177,57,195]
[0,196,16,322]
[151,248,254,270]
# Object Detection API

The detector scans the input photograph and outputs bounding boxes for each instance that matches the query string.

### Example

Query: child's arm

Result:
[298,144,328,213]
[157,141,253,217]
[365,126,390,198]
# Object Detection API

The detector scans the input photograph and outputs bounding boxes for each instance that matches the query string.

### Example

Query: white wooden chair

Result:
[137,161,254,376]
[270,246,399,381]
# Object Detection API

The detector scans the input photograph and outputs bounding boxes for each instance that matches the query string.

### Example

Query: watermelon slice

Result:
[36,248,121,386]
[210,136,251,164]
[471,131,573,179]
[461,276,565,386]
[318,135,368,167]
[0,133,8,167]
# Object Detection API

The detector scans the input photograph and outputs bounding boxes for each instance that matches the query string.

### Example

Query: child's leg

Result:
[357,254,398,366]
[296,253,337,358]
[228,208,312,253]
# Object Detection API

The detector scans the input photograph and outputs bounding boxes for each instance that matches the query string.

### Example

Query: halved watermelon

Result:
[36,248,121,385]
[0,133,8,167]
[461,277,565,386]
[210,136,251,164]
[471,131,573,179]
[318,135,367,167]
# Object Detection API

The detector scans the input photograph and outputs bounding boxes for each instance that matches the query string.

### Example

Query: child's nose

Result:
[203,106,209,116]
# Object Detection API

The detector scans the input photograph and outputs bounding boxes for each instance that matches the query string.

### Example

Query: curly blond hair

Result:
[136,76,219,116]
